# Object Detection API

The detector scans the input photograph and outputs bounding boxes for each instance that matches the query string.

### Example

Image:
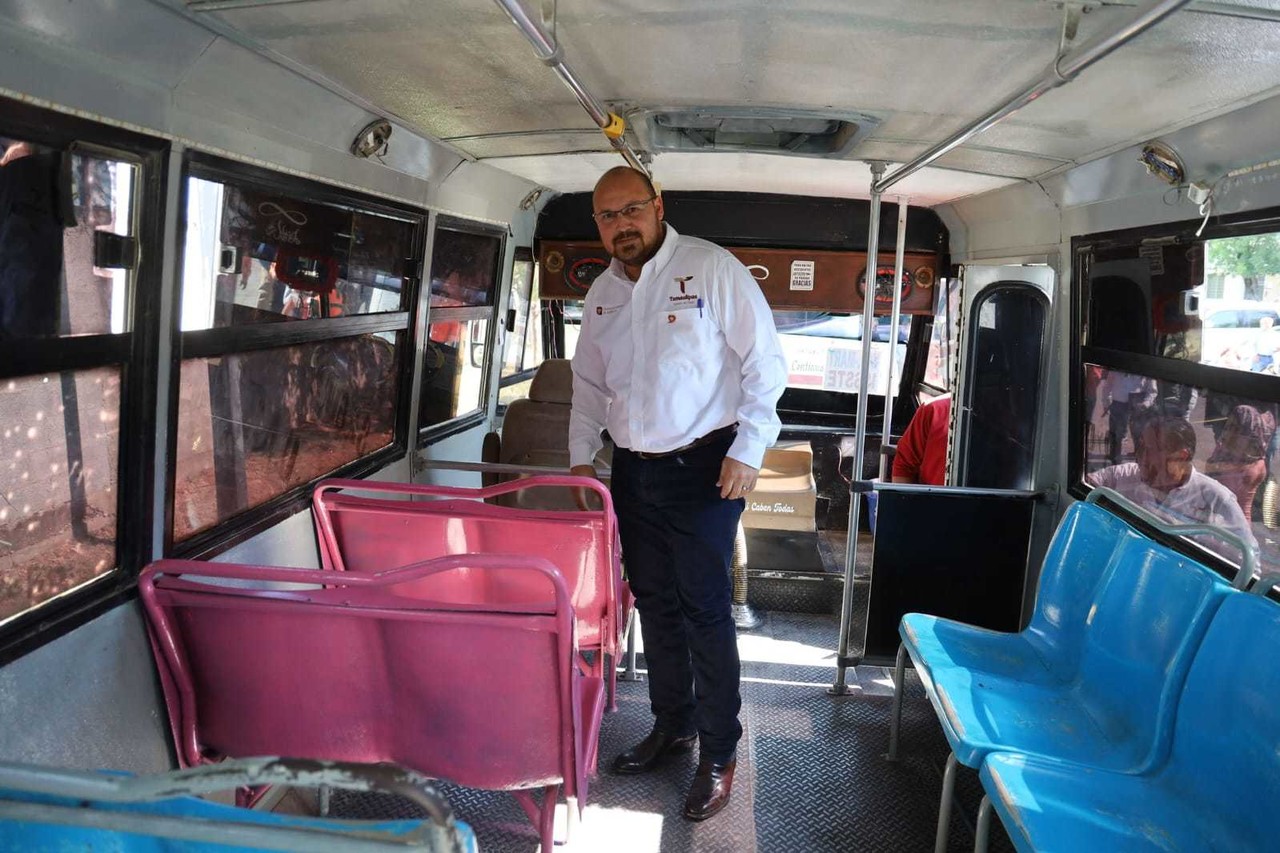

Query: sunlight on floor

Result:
[569,803,665,852]
[735,633,838,668]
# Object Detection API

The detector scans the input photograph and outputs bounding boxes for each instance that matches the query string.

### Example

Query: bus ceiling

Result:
[158,0,1280,206]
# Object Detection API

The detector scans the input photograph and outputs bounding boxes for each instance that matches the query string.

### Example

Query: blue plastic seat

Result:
[980,590,1280,852]
[0,758,478,852]
[898,501,1137,694]
[890,501,1233,852]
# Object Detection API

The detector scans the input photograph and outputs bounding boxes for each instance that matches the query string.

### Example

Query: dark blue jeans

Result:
[611,434,744,764]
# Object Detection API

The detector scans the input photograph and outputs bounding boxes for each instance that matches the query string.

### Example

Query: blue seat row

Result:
[888,495,1275,851]
[0,756,478,852]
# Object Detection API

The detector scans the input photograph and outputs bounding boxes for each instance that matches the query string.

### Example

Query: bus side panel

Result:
[0,603,172,773]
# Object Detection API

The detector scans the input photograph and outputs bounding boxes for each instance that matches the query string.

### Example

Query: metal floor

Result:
[331,610,1015,852]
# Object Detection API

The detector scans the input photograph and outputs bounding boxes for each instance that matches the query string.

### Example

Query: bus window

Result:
[956,284,1047,490]
[172,334,400,541]
[923,277,961,392]
[774,310,908,396]
[1078,224,1280,584]
[497,250,543,407]
[1,136,143,626]
[173,157,419,548]
[1084,231,1280,373]
[180,178,413,330]
[0,368,121,625]
[419,220,503,433]
[1,141,138,339]
[552,299,584,360]
[1083,365,1272,575]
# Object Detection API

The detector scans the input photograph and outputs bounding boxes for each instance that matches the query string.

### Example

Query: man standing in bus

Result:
[568,166,786,821]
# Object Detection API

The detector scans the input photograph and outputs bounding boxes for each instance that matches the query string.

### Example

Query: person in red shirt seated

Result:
[892,394,952,485]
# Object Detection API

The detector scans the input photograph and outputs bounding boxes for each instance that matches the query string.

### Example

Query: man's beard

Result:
[613,228,659,265]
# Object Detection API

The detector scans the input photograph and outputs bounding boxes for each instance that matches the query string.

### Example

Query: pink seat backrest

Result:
[139,555,588,796]
[312,477,628,655]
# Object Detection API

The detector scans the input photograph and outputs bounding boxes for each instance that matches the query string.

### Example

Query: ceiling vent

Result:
[629,107,880,159]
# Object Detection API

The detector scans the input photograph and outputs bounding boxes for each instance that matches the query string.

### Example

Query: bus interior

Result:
[3,0,1280,850]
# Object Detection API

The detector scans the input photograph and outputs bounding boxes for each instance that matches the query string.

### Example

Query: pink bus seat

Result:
[740,441,817,532]
[138,554,602,853]
[312,475,632,703]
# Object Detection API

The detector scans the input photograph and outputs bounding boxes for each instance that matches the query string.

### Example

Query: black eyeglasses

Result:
[592,195,657,225]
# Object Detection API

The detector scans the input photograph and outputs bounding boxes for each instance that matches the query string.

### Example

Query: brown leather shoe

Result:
[683,757,736,821]
[611,730,698,775]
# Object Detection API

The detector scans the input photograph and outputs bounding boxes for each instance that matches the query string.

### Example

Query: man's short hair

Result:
[1149,416,1197,456]
[596,166,657,199]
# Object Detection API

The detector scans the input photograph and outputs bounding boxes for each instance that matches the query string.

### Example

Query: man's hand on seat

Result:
[718,458,759,501]
[570,464,601,511]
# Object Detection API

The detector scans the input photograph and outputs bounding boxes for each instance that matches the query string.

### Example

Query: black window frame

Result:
[168,152,425,560]
[0,98,169,664]
[1070,205,1280,580]
[417,215,507,445]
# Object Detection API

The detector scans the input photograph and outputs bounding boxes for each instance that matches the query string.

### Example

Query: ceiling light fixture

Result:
[350,119,392,160]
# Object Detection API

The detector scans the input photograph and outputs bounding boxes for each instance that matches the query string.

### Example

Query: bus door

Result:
[859,264,1054,663]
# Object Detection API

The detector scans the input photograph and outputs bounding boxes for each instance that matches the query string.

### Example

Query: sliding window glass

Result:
[498,248,543,407]
[0,101,165,639]
[174,155,420,550]
[419,219,503,433]
[1075,217,1280,582]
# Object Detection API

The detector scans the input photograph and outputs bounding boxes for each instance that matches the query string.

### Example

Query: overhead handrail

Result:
[493,0,650,175]
[1086,486,1256,589]
[874,0,1192,193]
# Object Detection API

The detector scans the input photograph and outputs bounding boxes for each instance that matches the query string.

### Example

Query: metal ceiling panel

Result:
[0,0,216,85]
[206,0,587,140]
[483,151,1019,207]
[976,10,1280,161]
[193,0,1280,201]
[853,141,1070,181]
[442,129,612,159]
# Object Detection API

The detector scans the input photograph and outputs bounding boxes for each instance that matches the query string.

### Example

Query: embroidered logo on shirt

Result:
[596,304,623,316]
[675,275,694,294]
[667,314,677,324]
[668,294,698,304]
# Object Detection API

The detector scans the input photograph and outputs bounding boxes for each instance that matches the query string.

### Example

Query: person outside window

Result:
[1087,415,1255,566]
[892,394,951,485]
[568,166,786,822]
[1204,404,1276,523]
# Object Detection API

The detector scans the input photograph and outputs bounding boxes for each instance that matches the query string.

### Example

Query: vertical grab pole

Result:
[878,200,909,480]
[831,162,886,695]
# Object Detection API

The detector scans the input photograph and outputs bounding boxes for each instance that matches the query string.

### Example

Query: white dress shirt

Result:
[569,226,787,470]
[1086,463,1256,562]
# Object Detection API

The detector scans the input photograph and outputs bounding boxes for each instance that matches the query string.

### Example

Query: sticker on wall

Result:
[1139,244,1166,276]
[790,260,815,291]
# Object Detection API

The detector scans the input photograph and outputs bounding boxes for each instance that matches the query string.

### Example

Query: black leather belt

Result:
[630,424,737,460]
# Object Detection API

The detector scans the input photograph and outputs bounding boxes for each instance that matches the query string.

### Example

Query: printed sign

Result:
[790,259,815,291]
[1139,244,1166,276]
